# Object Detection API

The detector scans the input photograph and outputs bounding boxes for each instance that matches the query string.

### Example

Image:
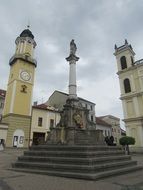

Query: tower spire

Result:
[27,20,30,29]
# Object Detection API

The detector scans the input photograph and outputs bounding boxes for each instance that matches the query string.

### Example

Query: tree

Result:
[119,136,135,155]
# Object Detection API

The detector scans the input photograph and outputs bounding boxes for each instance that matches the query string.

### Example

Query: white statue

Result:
[70,39,77,55]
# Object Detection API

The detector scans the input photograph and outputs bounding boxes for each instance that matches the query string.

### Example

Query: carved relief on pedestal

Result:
[73,112,84,128]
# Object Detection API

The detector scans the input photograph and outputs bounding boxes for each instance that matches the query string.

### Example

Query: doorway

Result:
[33,132,45,145]
[13,129,24,147]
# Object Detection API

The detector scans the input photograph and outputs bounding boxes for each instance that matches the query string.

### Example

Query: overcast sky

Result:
[0,0,143,128]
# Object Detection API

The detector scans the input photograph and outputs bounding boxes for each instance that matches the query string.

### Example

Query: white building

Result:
[46,90,96,123]
[99,115,121,145]
[96,117,112,137]
[114,40,143,148]
[30,103,60,145]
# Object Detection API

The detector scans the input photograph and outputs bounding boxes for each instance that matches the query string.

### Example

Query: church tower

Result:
[114,40,143,148]
[2,27,37,147]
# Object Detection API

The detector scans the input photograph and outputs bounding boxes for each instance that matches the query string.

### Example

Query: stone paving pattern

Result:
[0,148,143,190]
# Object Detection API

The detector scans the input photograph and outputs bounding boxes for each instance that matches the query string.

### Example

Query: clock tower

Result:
[2,28,37,147]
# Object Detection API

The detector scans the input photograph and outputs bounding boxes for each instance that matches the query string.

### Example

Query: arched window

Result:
[124,78,131,93]
[120,56,127,70]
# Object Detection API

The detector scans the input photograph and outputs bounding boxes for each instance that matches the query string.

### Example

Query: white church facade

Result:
[114,40,143,148]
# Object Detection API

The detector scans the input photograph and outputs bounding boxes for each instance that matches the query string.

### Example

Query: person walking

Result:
[0,139,4,151]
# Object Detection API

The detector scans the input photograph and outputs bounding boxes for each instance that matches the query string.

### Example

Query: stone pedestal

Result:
[46,98,104,145]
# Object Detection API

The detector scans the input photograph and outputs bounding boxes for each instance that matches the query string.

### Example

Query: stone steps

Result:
[18,155,131,165]
[12,165,142,180]
[24,150,125,158]
[12,145,142,180]
[13,160,137,173]
[30,145,122,151]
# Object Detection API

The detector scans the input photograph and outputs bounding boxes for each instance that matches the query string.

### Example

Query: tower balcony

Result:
[9,54,37,67]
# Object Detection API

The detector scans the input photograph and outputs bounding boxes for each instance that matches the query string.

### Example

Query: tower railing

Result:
[9,54,37,67]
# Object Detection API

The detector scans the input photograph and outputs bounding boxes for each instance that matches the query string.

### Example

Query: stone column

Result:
[66,40,79,99]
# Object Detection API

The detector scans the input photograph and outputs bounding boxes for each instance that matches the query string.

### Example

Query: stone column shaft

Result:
[69,61,77,98]
[66,55,79,99]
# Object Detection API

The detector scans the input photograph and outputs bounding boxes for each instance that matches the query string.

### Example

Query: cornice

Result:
[120,91,143,100]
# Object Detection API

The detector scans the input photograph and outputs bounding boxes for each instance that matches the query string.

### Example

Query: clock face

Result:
[20,71,31,81]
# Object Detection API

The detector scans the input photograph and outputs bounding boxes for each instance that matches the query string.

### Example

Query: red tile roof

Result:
[0,89,6,98]
[33,103,47,109]
[32,103,59,112]
[96,117,112,127]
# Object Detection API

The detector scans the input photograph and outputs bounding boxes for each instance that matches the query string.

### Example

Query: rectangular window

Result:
[91,115,93,122]
[0,102,4,108]
[90,105,93,111]
[19,136,24,144]
[50,119,54,128]
[38,117,43,126]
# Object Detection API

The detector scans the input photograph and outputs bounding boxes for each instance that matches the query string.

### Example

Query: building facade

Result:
[30,104,60,145]
[99,115,121,144]
[46,90,96,123]
[114,40,143,147]
[0,89,6,121]
[96,117,112,137]
[2,28,37,147]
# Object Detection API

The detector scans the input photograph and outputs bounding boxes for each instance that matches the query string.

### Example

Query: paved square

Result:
[0,149,143,190]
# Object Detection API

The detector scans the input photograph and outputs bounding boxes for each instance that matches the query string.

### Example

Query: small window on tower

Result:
[120,56,127,70]
[21,85,27,93]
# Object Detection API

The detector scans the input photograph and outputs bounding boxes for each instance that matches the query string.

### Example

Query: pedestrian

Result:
[0,139,4,151]
[110,136,114,145]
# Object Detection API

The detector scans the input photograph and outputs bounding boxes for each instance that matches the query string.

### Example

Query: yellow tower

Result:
[2,28,37,147]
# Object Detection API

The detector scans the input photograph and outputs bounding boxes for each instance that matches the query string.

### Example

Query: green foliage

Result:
[119,136,135,146]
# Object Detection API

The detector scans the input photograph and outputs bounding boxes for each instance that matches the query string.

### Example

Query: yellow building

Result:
[2,28,37,147]
[114,40,143,148]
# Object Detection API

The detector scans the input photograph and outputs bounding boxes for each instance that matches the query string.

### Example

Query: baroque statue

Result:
[70,39,77,55]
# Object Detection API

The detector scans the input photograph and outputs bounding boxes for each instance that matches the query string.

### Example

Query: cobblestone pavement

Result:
[0,149,143,190]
